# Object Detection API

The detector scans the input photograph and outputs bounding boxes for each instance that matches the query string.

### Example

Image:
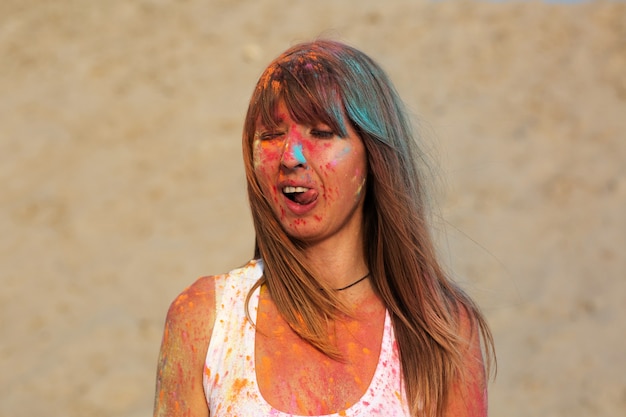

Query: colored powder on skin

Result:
[252,139,262,168]
[338,145,352,159]
[292,143,306,164]
[354,172,366,198]
[325,145,352,170]
[254,138,282,169]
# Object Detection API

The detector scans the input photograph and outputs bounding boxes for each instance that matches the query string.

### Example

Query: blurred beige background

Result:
[1,1,625,416]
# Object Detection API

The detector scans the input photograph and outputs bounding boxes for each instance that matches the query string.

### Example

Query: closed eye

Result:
[310,129,335,139]
[258,131,284,141]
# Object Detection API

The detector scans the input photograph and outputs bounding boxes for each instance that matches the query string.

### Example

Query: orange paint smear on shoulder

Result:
[173,293,190,312]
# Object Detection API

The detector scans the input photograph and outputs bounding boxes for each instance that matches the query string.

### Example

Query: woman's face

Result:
[253,101,367,246]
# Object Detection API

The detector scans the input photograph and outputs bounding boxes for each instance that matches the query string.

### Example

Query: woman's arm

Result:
[445,310,489,417]
[153,276,216,417]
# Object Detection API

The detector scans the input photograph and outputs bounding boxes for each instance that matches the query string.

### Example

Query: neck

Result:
[301,237,368,291]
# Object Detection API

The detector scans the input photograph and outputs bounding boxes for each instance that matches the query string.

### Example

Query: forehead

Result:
[255,101,304,127]
[252,75,349,137]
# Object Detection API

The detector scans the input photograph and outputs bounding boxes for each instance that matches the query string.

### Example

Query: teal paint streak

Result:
[293,143,306,164]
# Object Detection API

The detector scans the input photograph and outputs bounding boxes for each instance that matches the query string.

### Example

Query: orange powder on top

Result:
[232,378,248,394]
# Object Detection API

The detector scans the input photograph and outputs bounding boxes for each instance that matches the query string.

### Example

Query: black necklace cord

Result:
[334,273,370,291]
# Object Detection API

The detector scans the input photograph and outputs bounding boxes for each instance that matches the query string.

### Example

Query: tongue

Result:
[293,189,318,205]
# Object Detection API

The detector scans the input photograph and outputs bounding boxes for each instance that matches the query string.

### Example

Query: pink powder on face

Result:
[324,162,337,171]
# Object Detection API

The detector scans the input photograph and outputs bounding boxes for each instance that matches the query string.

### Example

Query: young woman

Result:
[154,39,495,417]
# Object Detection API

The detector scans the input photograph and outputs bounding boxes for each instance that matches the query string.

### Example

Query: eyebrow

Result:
[257,113,287,129]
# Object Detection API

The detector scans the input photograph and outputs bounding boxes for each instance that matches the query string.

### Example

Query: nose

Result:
[280,133,307,169]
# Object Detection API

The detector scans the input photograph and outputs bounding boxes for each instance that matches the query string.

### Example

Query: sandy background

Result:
[1,0,625,416]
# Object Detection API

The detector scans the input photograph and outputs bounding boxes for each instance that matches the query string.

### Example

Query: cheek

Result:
[320,144,363,198]
[328,144,355,171]
[253,139,281,169]
[353,168,367,199]
[253,142,282,201]
[314,143,341,176]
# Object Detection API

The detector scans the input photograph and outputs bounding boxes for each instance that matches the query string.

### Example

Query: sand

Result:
[1,0,625,416]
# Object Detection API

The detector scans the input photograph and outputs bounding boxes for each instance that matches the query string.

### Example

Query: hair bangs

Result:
[253,61,349,138]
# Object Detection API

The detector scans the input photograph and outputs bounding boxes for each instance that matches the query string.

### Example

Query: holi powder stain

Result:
[292,143,306,164]
[324,162,336,171]
[338,145,352,159]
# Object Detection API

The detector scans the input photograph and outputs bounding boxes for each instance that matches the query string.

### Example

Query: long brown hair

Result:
[242,39,495,417]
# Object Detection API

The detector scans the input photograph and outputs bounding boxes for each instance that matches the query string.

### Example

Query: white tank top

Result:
[203,259,410,416]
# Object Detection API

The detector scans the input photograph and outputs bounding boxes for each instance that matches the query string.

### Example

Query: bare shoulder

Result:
[167,275,218,328]
[153,275,220,417]
[163,275,218,350]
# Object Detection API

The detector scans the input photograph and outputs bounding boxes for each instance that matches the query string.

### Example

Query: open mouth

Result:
[283,186,318,205]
